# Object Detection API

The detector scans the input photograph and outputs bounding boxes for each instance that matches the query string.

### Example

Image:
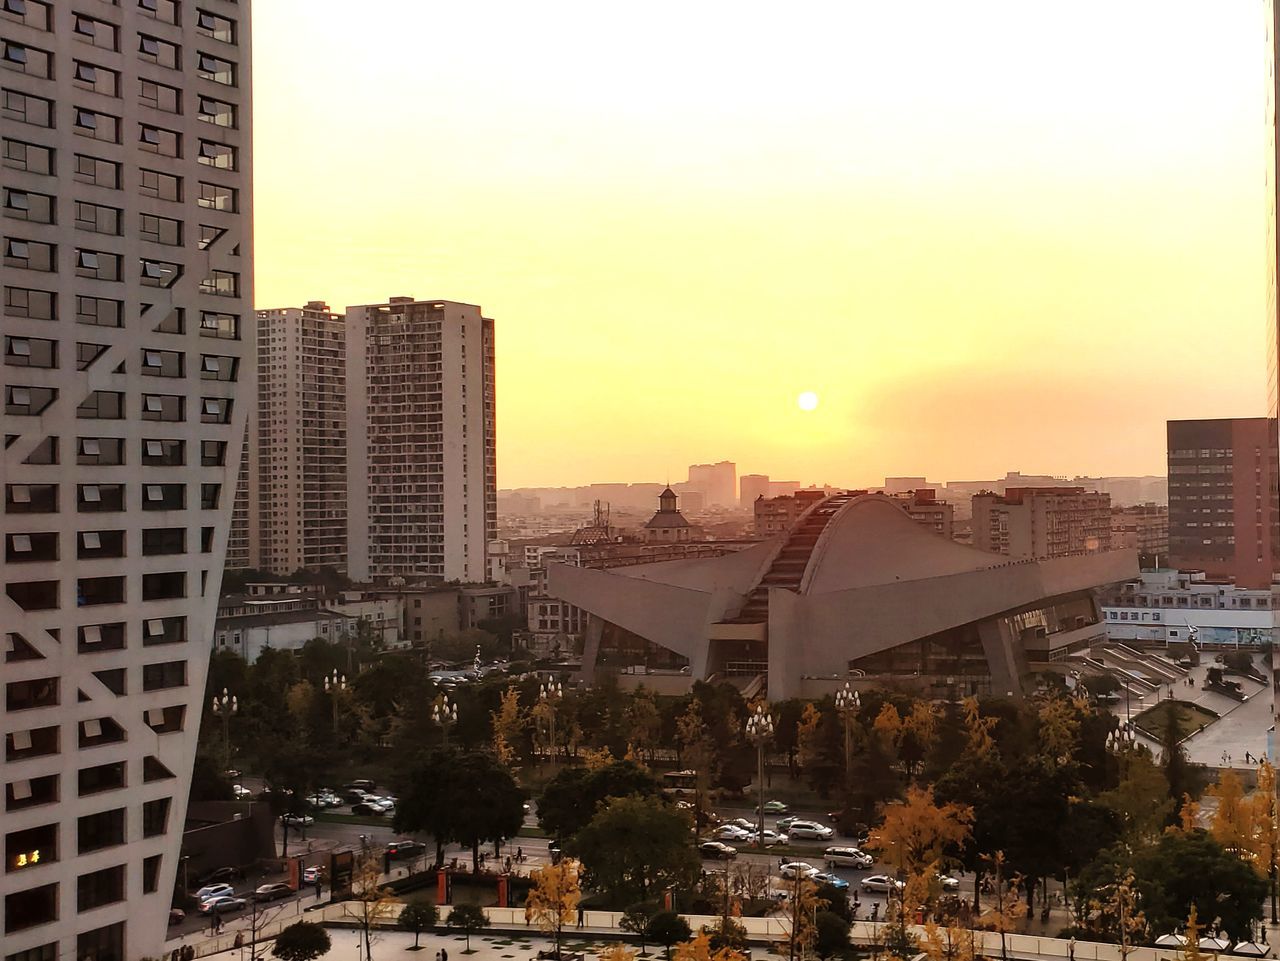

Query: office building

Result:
[686,461,736,508]
[739,473,770,508]
[1167,418,1279,590]
[346,298,496,583]
[0,1,252,957]
[247,302,346,575]
[972,487,1112,559]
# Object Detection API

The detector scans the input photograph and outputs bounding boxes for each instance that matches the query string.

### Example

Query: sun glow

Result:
[798,391,820,412]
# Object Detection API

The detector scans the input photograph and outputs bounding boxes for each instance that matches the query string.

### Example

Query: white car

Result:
[787,821,835,841]
[231,784,252,800]
[281,813,314,827]
[725,818,755,832]
[747,830,789,847]
[779,862,820,881]
[937,873,961,892]
[195,883,234,902]
[714,825,752,842]
[825,846,874,869]
[861,874,905,893]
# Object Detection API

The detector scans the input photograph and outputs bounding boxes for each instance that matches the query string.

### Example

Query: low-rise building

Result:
[891,489,955,539]
[1100,570,1274,648]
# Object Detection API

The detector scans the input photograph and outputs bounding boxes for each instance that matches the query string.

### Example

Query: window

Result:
[141,393,183,422]
[73,60,118,97]
[5,336,56,368]
[78,763,125,797]
[77,864,125,912]
[6,484,57,514]
[143,528,185,555]
[78,923,125,961]
[74,154,121,189]
[141,439,184,466]
[199,269,239,296]
[5,633,43,663]
[6,823,56,873]
[3,138,54,175]
[5,774,58,812]
[138,123,180,157]
[141,347,183,376]
[6,945,56,961]
[142,797,170,837]
[2,40,51,78]
[197,95,235,128]
[6,726,58,761]
[200,311,239,339]
[6,678,57,711]
[78,718,125,750]
[137,33,180,69]
[142,484,184,511]
[4,186,53,222]
[143,616,185,646]
[77,391,124,420]
[75,201,121,235]
[1,0,50,30]
[7,385,56,415]
[5,532,57,563]
[4,883,57,933]
[142,659,186,690]
[196,8,236,43]
[140,212,182,245]
[74,14,118,51]
[143,854,162,893]
[201,396,232,423]
[77,296,124,328]
[142,572,185,602]
[140,0,179,23]
[6,580,57,611]
[74,108,121,144]
[5,285,55,318]
[145,704,184,733]
[78,576,124,606]
[200,354,238,381]
[201,483,221,509]
[78,484,125,513]
[197,180,236,210]
[201,439,227,466]
[76,248,123,281]
[2,88,53,127]
[77,436,124,466]
[78,529,124,560]
[197,51,235,86]
[140,258,180,287]
[78,622,125,653]
[139,168,181,201]
[21,436,57,466]
[139,77,181,113]
[197,139,236,169]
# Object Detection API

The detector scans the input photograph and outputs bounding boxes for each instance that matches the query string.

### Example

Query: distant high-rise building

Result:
[346,299,496,582]
[686,461,736,507]
[972,488,1112,559]
[246,303,347,575]
[883,476,928,495]
[740,474,771,508]
[1167,418,1279,589]
[1110,504,1169,561]
[0,1,253,957]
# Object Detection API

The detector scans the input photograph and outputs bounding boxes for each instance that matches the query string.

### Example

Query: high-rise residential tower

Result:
[346,298,496,583]
[247,302,346,576]
[686,460,736,508]
[0,1,252,957]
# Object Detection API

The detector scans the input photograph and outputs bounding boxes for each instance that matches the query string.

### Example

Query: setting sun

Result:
[798,391,820,412]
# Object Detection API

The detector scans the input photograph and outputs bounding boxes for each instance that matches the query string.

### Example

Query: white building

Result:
[0,2,252,957]
[1101,570,1275,648]
[346,298,496,583]
[244,302,346,575]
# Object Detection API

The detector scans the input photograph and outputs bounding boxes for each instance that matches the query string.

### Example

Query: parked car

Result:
[779,862,820,881]
[813,872,850,891]
[714,825,751,842]
[199,895,248,915]
[788,821,835,841]
[757,800,789,814]
[937,873,961,892]
[302,866,324,884]
[824,847,874,869]
[254,882,293,902]
[699,841,738,860]
[776,816,801,831]
[281,813,315,827]
[387,840,427,860]
[860,874,905,893]
[345,779,377,793]
[194,882,234,901]
[351,802,388,817]
[169,908,186,926]
[725,818,755,831]
[343,790,371,805]
[747,830,789,847]
[231,784,252,800]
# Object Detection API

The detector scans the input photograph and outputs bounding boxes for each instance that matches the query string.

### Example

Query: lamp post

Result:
[211,687,237,774]
[324,670,346,733]
[834,683,860,786]
[540,680,563,765]
[746,703,775,847]
[432,694,458,748]
[1106,721,1136,780]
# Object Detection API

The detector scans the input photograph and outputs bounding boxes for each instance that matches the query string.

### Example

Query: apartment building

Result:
[971,487,1112,559]
[1167,418,1280,590]
[0,2,252,958]
[246,302,346,575]
[346,298,496,583]
[1110,504,1169,560]
[890,489,955,539]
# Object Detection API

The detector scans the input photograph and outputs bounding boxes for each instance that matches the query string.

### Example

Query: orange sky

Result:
[253,2,1270,489]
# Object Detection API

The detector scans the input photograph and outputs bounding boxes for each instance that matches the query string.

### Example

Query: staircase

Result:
[722,492,856,624]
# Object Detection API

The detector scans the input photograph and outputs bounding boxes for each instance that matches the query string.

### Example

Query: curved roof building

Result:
[550,493,1137,699]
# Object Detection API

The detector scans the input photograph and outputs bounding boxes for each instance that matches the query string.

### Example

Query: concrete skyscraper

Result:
[346,298,496,583]
[0,1,253,957]
[246,302,346,575]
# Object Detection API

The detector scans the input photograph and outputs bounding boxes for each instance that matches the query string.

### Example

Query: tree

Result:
[781,876,828,961]
[869,785,973,883]
[622,901,661,953]
[398,901,438,951]
[1097,749,1173,840]
[350,854,399,961]
[814,911,852,959]
[446,902,488,952]
[647,912,693,960]
[599,946,639,961]
[625,688,662,762]
[527,859,582,958]
[571,795,700,906]
[672,931,746,961]
[1206,769,1254,857]
[492,686,527,767]
[962,697,997,758]
[1251,759,1279,922]
[272,922,332,961]
[977,852,1027,961]
[537,760,662,839]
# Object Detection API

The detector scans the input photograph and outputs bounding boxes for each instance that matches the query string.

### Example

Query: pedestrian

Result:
[1069,937,1076,961]
[233,933,243,949]
[871,903,879,922]
[506,856,513,873]
[443,947,449,961]
[525,904,533,927]
[517,846,524,863]
[437,950,443,961]
[578,904,585,928]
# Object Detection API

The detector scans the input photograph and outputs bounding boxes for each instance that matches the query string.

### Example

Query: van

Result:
[824,846,873,868]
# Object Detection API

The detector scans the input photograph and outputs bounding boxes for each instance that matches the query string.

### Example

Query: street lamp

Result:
[1106,721,1137,780]
[746,703,775,847]
[834,683,861,786]
[540,680,563,765]
[211,687,237,774]
[433,694,458,748]
[324,670,346,733]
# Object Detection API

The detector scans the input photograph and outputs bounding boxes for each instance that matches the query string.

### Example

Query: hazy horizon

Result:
[255,2,1269,488]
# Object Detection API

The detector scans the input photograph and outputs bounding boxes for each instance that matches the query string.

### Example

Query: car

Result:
[232,784,252,800]
[779,862,820,881]
[825,847,874,869]
[194,867,237,888]
[861,874,905,893]
[747,830,789,847]
[194,882,234,901]
[725,818,755,831]
[306,792,339,809]
[199,895,249,915]
[776,816,802,831]
[346,779,377,793]
[757,800,789,814]
[351,802,388,817]
[343,790,370,805]
[281,813,315,827]
[714,825,751,842]
[169,908,186,926]
[302,866,324,884]
[788,821,835,841]
[387,840,427,860]
[548,841,562,865]
[699,841,738,860]
[224,768,242,780]
[254,882,293,902]
[937,873,961,892]
[813,872,850,891]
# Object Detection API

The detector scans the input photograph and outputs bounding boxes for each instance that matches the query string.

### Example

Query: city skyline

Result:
[254,1,1268,488]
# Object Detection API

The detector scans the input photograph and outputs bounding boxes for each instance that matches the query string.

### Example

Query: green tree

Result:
[446,902,488,952]
[570,795,700,906]
[271,922,332,961]
[537,760,662,839]
[621,901,662,953]
[647,912,693,960]
[399,901,438,950]
[1159,704,1206,822]
[1097,749,1173,839]
[814,910,852,959]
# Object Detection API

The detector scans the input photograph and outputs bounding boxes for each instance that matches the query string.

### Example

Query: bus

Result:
[662,770,698,798]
